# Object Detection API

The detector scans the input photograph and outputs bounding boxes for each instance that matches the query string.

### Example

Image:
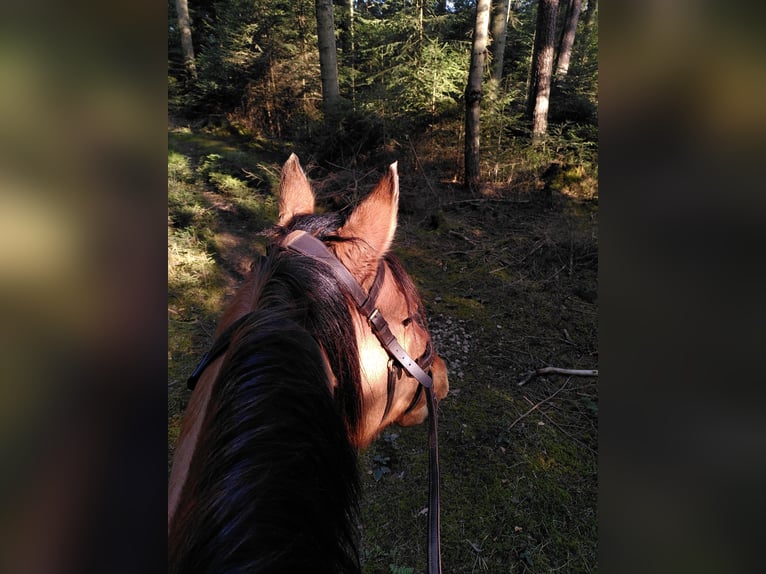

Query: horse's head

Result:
[278,154,449,447]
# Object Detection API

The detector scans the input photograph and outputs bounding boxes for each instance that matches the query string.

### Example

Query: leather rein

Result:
[186,229,442,574]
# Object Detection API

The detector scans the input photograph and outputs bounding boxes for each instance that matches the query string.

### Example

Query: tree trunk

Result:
[418,0,424,50]
[464,0,492,191]
[490,0,510,82]
[583,0,597,29]
[554,0,582,79]
[315,0,341,113]
[526,0,559,143]
[338,0,356,108]
[555,0,571,48]
[175,0,196,80]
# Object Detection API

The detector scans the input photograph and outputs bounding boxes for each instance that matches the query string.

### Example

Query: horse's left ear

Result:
[278,153,315,226]
[336,162,399,279]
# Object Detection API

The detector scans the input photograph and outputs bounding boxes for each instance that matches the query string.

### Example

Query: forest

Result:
[168,0,598,572]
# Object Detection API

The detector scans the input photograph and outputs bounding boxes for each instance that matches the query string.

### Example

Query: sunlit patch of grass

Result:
[168,147,228,395]
[167,222,228,327]
[168,150,195,183]
[169,184,212,230]
[209,171,250,196]
[169,124,192,135]
[168,227,215,290]
[169,131,243,156]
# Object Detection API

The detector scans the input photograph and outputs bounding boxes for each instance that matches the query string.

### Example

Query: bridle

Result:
[186,229,442,574]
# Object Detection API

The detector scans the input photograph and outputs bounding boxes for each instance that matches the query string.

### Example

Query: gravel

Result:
[428,313,472,382]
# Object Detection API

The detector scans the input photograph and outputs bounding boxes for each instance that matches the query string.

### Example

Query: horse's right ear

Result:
[334,162,399,281]
[278,154,315,226]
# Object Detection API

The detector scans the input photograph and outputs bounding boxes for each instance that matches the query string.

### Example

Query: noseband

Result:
[186,230,442,574]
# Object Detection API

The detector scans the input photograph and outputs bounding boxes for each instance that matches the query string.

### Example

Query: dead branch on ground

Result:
[522,395,597,455]
[508,378,572,430]
[517,366,598,386]
[448,230,479,245]
[443,197,530,209]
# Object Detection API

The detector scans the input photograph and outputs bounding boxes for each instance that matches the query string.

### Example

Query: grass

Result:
[167,122,598,572]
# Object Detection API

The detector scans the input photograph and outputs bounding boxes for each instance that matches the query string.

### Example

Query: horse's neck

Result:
[167,357,221,528]
[169,310,362,573]
[168,278,259,527]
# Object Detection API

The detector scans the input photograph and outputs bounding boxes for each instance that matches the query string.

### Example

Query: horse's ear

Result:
[336,162,399,278]
[278,153,315,226]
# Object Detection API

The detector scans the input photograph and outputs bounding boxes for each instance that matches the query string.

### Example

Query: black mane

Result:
[170,214,367,573]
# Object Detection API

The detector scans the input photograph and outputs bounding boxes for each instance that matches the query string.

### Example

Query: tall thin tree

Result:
[554,0,582,79]
[339,0,356,108]
[417,0,424,50]
[490,0,511,83]
[583,0,597,29]
[315,0,341,113]
[526,0,559,142]
[464,0,492,191]
[175,0,196,81]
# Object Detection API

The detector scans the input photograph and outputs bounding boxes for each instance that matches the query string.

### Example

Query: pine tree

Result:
[490,0,511,82]
[175,0,196,80]
[315,0,341,113]
[526,0,559,142]
[554,0,582,79]
[464,0,492,190]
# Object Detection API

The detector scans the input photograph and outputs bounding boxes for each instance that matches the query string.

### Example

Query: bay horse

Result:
[168,154,449,573]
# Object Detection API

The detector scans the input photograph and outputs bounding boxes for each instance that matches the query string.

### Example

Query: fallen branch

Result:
[519,238,546,263]
[448,230,479,245]
[522,395,597,455]
[508,378,571,430]
[443,197,530,208]
[517,366,598,386]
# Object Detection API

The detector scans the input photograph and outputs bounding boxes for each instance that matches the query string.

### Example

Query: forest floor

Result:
[168,120,598,573]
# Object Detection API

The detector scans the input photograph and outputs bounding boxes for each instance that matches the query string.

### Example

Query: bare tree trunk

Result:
[583,0,597,28]
[490,0,511,83]
[464,0,492,191]
[554,0,582,79]
[175,0,196,80]
[526,0,559,143]
[298,1,311,133]
[418,0,424,50]
[339,0,356,109]
[315,0,341,113]
[555,0,571,47]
